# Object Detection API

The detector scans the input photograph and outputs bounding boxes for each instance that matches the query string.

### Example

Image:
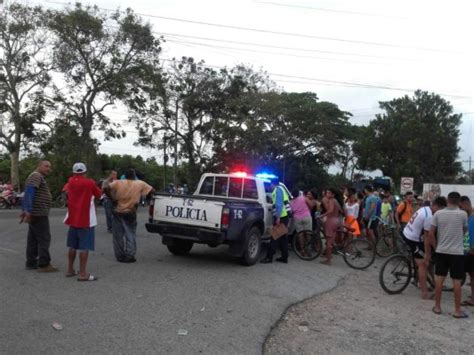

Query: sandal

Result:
[453,311,469,319]
[461,300,474,307]
[432,306,442,315]
[65,270,78,277]
[77,274,98,282]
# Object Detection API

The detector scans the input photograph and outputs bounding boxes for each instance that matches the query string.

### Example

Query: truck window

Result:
[229,178,243,198]
[264,181,273,204]
[199,176,214,195]
[214,176,229,196]
[243,179,258,199]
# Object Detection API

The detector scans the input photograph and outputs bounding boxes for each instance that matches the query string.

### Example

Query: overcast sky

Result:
[11,0,474,172]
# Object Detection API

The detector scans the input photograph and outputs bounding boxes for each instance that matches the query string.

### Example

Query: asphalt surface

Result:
[0,208,348,354]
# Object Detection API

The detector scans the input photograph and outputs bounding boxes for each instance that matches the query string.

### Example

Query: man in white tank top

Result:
[402,197,447,299]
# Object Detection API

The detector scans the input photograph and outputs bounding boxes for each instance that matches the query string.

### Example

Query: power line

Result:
[45,1,463,54]
[160,32,415,62]
[167,38,390,66]
[268,73,471,99]
[161,58,471,98]
[254,1,406,19]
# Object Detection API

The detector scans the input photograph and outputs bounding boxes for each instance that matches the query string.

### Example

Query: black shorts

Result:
[434,253,465,280]
[402,234,424,259]
[364,218,379,231]
[465,254,474,274]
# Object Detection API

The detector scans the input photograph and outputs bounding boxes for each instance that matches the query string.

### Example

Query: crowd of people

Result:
[16,161,474,318]
[20,160,154,281]
[260,178,474,319]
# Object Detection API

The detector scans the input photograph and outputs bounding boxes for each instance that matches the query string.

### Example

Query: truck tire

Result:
[167,239,194,256]
[241,226,262,266]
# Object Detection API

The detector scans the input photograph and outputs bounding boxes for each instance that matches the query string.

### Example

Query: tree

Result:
[0,4,53,189]
[212,91,352,183]
[47,4,163,161]
[132,57,228,187]
[353,90,462,189]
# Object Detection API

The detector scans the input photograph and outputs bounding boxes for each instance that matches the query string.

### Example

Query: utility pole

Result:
[163,136,168,190]
[461,156,473,184]
[174,101,178,186]
[470,156,472,184]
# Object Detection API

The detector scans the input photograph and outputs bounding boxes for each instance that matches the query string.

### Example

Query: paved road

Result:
[0,209,348,354]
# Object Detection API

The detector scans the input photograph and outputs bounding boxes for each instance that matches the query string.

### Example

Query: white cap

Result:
[73,162,87,174]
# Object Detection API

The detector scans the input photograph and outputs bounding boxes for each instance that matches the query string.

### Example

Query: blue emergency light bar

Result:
[255,172,278,180]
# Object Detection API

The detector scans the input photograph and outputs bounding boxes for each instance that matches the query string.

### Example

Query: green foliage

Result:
[0,3,53,188]
[353,90,462,189]
[47,3,163,142]
[211,91,352,176]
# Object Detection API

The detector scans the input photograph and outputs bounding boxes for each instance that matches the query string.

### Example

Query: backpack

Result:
[397,201,408,220]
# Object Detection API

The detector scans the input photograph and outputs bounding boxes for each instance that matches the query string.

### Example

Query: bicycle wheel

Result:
[343,238,376,270]
[376,230,396,257]
[56,195,66,208]
[379,254,412,294]
[293,230,323,260]
[292,230,322,261]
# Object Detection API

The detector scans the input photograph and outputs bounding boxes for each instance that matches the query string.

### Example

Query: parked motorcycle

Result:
[0,187,23,209]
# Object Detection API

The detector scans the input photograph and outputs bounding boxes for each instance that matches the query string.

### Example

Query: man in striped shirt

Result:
[427,192,468,318]
[21,160,58,272]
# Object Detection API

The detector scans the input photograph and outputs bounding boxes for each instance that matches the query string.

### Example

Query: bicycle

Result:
[373,216,399,257]
[54,192,67,208]
[379,240,466,294]
[292,218,376,270]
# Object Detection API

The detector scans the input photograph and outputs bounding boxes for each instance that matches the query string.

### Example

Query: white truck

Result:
[145,172,292,265]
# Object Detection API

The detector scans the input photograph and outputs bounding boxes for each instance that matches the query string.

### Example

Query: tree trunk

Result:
[10,149,20,191]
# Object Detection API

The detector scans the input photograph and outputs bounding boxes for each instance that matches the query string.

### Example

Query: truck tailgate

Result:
[153,195,224,229]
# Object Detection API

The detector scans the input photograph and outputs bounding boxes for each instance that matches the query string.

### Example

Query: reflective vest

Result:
[272,186,291,218]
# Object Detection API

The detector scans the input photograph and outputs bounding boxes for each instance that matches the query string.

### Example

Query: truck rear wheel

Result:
[167,239,194,256]
[242,226,262,266]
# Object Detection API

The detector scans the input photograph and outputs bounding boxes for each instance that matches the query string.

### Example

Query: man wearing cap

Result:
[63,163,102,281]
[105,168,154,263]
[21,160,57,272]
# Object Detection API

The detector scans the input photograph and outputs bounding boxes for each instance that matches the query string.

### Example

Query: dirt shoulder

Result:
[264,258,474,355]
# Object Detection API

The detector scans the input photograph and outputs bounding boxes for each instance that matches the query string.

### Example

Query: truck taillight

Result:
[221,208,230,229]
[148,199,155,221]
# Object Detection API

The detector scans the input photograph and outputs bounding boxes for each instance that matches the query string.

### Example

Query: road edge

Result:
[261,274,347,354]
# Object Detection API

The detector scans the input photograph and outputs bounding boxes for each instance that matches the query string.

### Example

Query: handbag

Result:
[270,223,288,240]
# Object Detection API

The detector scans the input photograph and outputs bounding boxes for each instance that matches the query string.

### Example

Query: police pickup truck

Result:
[145,172,291,266]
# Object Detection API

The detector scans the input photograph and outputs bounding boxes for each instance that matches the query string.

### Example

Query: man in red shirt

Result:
[63,163,102,281]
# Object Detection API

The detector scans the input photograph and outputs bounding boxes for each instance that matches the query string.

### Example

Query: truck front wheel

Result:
[242,227,262,266]
[167,239,194,256]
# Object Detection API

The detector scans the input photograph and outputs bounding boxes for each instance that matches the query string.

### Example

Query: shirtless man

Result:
[320,188,343,265]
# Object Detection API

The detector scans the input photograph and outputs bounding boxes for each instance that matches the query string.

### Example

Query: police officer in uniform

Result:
[261,177,291,264]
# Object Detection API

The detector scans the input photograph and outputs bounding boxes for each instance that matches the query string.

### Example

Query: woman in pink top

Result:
[290,189,313,257]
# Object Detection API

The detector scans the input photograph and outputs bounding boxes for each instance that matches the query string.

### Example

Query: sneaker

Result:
[118,256,136,263]
[37,264,59,273]
[25,262,38,270]
[124,256,136,263]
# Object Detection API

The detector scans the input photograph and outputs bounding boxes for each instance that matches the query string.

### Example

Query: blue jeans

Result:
[103,197,114,231]
[112,212,137,260]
